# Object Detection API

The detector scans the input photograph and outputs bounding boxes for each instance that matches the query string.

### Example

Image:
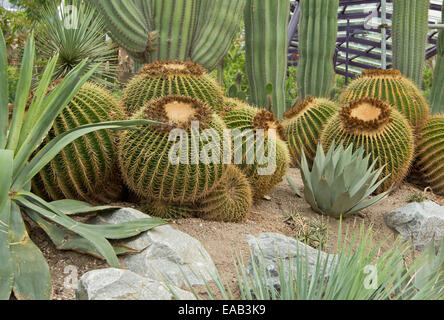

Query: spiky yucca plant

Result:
[122,60,224,115]
[0,30,165,300]
[340,69,429,128]
[196,165,253,223]
[32,82,125,203]
[37,0,117,86]
[223,101,290,199]
[119,95,227,203]
[321,98,415,194]
[283,96,339,168]
[292,143,388,218]
[416,115,444,196]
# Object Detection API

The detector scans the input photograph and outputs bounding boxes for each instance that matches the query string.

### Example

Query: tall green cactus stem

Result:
[244,0,290,119]
[119,95,227,203]
[392,0,430,87]
[283,97,339,168]
[91,0,245,71]
[430,5,444,114]
[296,0,339,100]
[32,83,125,203]
[122,60,224,116]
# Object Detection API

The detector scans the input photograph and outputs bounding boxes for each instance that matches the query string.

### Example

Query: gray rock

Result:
[76,268,195,300]
[384,201,444,251]
[91,208,218,288]
[246,233,336,291]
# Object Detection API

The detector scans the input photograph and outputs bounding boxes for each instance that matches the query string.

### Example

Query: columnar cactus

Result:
[297,0,339,100]
[91,0,245,71]
[340,69,430,128]
[244,0,290,119]
[392,0,430,87]
[121,60,224,115]
[223,100,290,199]
[416,115,444,196]
[430,5,444,114]
[196,165,253,222]
[119,95,227,203]
[32,83,125,203]
[321,98,415,194]
[283,97,339,168]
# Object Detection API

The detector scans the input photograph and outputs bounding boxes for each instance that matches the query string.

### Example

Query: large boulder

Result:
[91,208,218,288]
[384,201,444,251]
[76,268,195,300]
[246,233,336,291]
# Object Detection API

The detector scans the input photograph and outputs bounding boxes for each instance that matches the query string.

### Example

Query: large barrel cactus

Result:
[283,97,339,168]
[223,100,290,199]
[244,0,290,119]
[32,83,125,203]
[91,0,245,71]
[122,60,224,115]
[416,115,444,196]
[321,98,415,194]
[119,95,227,203]
[340,69,430,128]
[430,5,444,114]
[196,165,253,223]
[392,0,430,87]
[296,0,339,100]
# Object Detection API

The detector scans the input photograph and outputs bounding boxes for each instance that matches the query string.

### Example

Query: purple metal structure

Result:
[288,0,443,80]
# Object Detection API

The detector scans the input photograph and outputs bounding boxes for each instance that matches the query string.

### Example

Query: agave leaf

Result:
[49,199,119,216]
[300,149,313,192]
[313,176,331,213]
[12,119,159,190]
[311,144,326,186]
[286,175,302,198]
[330,171,348,207]
[6,33,35,152]
[329,192,354,217]
[348,192,388,214]
[0,150,13,299]
[8,202,51,300]
[0,28,8,149]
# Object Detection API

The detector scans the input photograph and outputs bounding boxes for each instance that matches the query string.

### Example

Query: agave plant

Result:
[37,0,117,85]
[290,143,389,218]
[0,30,165,300]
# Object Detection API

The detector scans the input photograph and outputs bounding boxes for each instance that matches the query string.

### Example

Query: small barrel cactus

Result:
[321,98,415,194]
[196,165,253,222]
[340,69,430,128]
[122,60,224,115]
[416,115,444,196]
[223,100,290,199]
[140,198,197,220]
[119,95,227,203]
[283,96,339,168]
[32,82,125,203]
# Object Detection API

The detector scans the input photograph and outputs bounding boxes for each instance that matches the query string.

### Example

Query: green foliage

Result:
[244,0,289,119]
[0,30,165,300]
[172,225,444,300]
[7,66,18,103]
[293,143,388,218]
[9,0,61,22]
[297,0,339,100]
[392,0,430,87]
[407,192,426,203]
[36,1,118,86]
[0,6,31,51]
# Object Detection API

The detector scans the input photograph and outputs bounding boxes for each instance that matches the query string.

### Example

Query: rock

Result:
[91,208,218,288]
[246,233,336,291]
[76,268,195,300]
[384,201,444,251]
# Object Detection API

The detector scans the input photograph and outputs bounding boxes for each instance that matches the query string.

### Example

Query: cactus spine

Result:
[121,60,224,115]
[119,95,227,203]
[32,83,125,203]
[244,0,290,119]
[321,98,415,194]
[416,115,444,195]
[92,0,245,71]
[196,165,253,223]
[283,97,339,168]
[297,0,339,100]
[340,69,430,128]
[392,0,430,87]
[430,5,444,114]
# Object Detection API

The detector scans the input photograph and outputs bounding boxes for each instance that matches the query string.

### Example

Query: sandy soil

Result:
[29,167,443,300]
